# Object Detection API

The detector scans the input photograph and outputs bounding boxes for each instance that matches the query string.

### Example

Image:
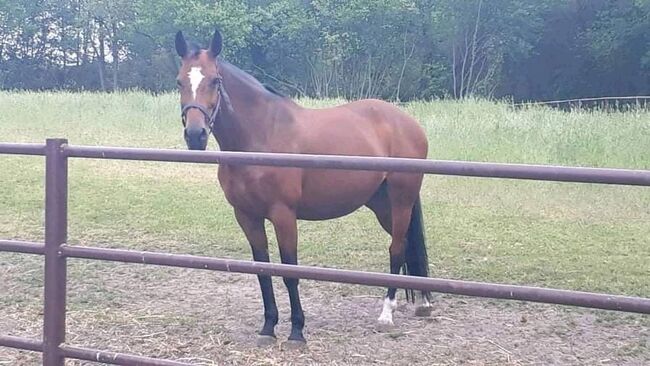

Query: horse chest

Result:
[218,165,300,216]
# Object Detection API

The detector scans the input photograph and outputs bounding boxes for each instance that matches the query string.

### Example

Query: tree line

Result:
[1,0,648,101]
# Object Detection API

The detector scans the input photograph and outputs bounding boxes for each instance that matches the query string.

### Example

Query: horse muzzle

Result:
[184,126,209,150]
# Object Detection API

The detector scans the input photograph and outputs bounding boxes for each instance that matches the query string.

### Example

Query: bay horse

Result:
[174,29,432,347]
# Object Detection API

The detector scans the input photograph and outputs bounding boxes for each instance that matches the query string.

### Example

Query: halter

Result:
[180,76,224,135]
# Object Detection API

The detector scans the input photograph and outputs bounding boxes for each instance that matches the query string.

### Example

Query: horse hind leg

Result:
[365,180,392,234]
[408,195,433,317]
[367,179,412,326]
[367,176,432,326]
[365,181,398,326]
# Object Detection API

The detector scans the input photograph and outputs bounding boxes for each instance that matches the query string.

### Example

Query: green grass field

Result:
[0,90,648,298]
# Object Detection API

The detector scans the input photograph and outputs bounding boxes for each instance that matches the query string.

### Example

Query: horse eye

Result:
[212,78,221,87]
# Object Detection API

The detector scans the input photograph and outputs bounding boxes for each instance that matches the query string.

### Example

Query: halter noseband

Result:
[180,76,224,134]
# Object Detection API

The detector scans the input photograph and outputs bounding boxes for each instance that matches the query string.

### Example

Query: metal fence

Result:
[512,95,650,110]
[1,138,649,366]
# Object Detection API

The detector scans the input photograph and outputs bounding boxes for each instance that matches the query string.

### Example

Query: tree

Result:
[582,0,650,96]
[429,0,556,99]
[0,0,648,101]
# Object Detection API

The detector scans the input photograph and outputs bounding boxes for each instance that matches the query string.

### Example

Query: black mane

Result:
[219,60,286,99]
[263,84,285,97]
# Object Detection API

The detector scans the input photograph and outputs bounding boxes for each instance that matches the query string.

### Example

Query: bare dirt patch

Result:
[1,261,648,365]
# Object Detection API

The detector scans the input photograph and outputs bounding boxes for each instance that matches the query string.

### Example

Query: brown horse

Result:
[174,29,432,347]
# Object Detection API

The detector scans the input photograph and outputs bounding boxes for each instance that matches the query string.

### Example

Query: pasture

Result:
[1,91,649,365]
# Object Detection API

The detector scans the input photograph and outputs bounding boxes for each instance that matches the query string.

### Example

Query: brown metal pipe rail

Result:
[0,335,43,352]
[60,345,193,366]
[60,244,650,314]
[0,335,191,366]
[1,142,648,186]
[0,142,46,155]
[0,239,45,255]
[63,145,650,186]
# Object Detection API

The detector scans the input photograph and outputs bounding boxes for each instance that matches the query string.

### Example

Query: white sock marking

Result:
[416,294,431,309]
[188,67,204,100]
[377,297,397,325]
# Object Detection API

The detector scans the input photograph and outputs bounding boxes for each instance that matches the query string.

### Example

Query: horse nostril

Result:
[184,126,203,138]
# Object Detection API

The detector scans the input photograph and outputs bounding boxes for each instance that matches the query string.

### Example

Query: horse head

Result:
[174,29,224,150]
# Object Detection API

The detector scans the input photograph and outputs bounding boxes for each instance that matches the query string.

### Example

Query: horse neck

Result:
[212,63,296,152]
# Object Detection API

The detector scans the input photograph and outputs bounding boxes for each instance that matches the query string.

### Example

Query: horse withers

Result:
[174,29,433,347]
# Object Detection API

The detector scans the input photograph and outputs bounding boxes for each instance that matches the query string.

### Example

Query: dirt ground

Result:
[1,263,649,366]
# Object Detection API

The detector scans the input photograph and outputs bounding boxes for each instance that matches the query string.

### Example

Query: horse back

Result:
[295,98,428,159]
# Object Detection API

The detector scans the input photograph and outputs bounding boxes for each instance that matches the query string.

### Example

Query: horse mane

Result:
[219,59,287,99]
[263,84,285,97]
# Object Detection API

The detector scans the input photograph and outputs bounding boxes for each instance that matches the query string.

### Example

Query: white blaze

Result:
[188,67,204,100]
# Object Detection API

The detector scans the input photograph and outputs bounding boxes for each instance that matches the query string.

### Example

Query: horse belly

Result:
[296,169,384,220]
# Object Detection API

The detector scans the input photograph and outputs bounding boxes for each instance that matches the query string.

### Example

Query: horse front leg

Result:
[234,208,279,346]
[268,204,306,346]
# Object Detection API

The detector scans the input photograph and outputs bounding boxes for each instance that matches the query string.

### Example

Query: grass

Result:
[1,91,649,365]
[0,90,648,299]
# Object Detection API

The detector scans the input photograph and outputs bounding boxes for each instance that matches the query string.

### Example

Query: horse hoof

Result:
[256,335,277,347]
[415,305,433,317]
[281,339,307,351]
[376,319,395,332]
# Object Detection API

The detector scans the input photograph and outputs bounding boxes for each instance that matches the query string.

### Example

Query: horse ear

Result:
[209,28,222,57]
[175,31,188,57]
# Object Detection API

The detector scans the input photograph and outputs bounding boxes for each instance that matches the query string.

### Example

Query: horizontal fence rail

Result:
[0,239,45,255]
[64,145,650,186]
[0,335,43,353]
[0,335,191,366]
[1,139,650,366]
[2,142,649,186]
[61,244,650,314]
[513,95,650,106]
[0,142,46,156]
[60,345,194,366]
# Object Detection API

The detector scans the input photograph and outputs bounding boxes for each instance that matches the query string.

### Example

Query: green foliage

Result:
[0,0,648,100]
[580,0,650,95]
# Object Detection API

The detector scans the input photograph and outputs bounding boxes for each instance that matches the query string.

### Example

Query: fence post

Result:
[43,138,68,366]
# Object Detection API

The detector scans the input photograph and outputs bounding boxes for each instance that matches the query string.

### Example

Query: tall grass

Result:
[0,91,649,297]
[406,97,649,168]
[1,90,648,168]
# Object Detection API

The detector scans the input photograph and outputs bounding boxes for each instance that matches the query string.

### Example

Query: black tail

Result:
[403,196,430,302]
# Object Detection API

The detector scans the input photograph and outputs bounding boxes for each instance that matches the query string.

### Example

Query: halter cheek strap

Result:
[180,77,224,135]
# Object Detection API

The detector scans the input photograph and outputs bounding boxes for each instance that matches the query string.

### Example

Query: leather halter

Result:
[180,76,224,135]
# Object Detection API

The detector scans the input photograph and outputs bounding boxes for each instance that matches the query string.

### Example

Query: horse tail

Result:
[403,196,430,302]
